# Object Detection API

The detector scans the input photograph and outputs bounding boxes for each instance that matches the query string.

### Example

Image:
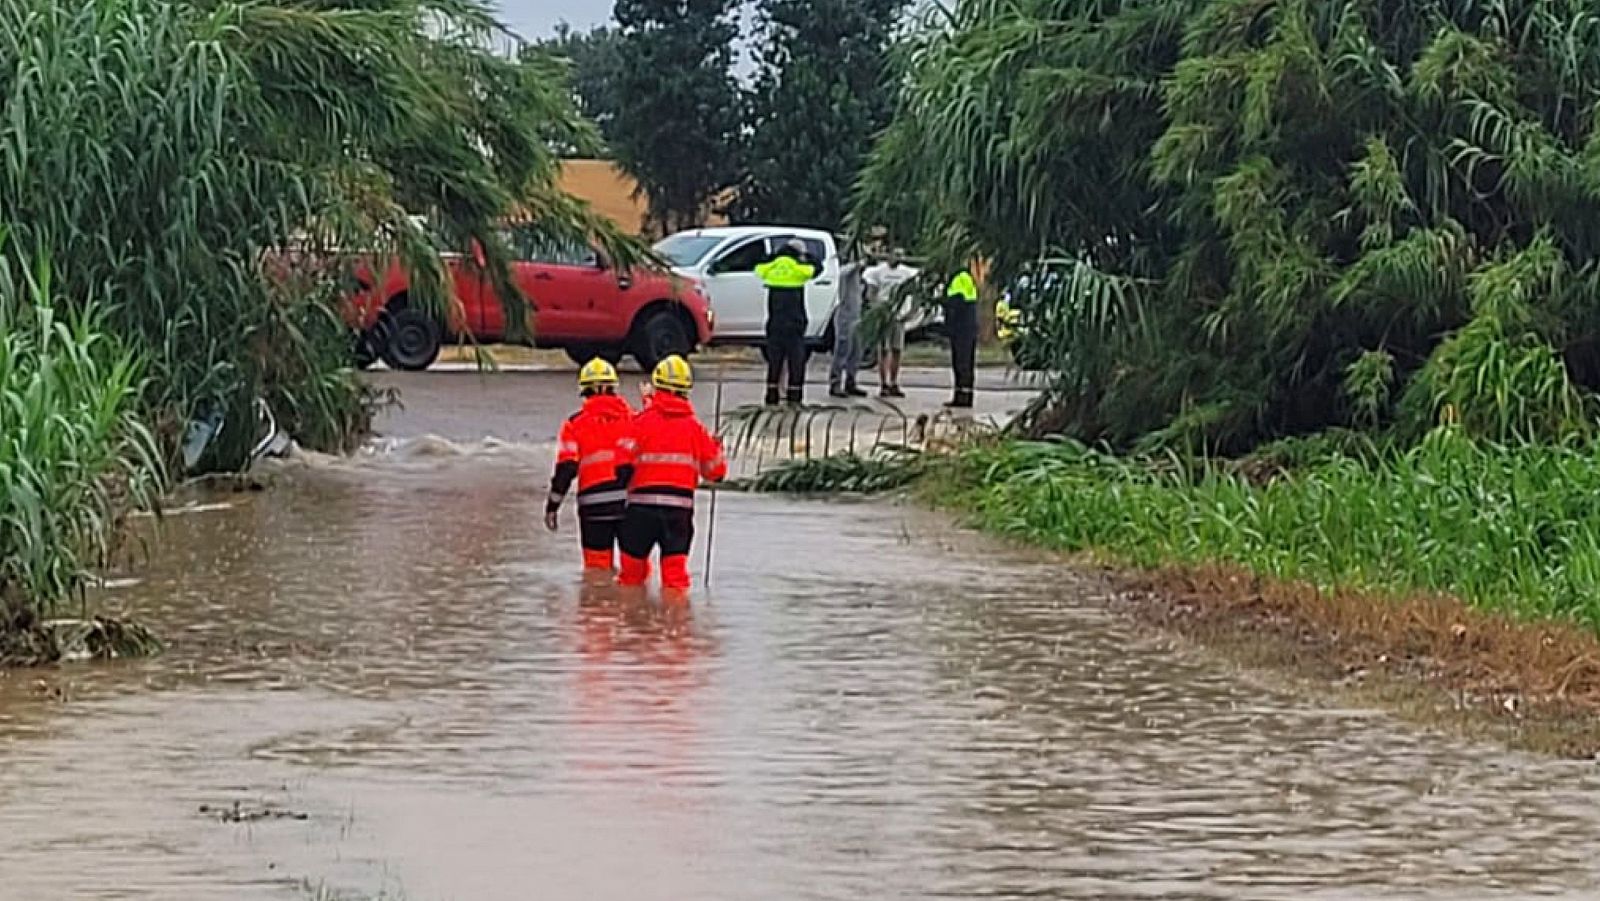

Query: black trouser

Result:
[945,298,978,404]
[578,513,623,552]
[619,502,697,587]
[765,329,808,403]
[766,289,809,404]
[618,504,695,559]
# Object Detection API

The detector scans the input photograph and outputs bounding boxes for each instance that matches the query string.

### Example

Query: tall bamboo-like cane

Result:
[703,372,724,586]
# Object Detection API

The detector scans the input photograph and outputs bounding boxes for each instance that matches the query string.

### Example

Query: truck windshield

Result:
[653,234,723,268]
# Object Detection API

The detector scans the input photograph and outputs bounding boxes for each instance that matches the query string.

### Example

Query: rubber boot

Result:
[582,548,615,571]
[945,388,974,409]
[618,554,652,587]
[660,555,692,592]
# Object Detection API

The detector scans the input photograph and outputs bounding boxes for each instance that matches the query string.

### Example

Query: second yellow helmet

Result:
[578,357,619,389]
[651,355,693,393]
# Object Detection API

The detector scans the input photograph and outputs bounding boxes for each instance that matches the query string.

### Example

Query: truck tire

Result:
[631,310,692,371]
[381,307,442,372]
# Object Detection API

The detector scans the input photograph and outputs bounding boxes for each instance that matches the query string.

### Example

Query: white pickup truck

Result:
[655,226,842,347]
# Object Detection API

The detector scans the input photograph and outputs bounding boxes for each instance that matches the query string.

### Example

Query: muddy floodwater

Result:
[4,371,1600,900]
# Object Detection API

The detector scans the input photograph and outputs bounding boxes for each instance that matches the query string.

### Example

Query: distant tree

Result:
[530,23,625,145]
[607,0,745,235]
[736,0,906,232]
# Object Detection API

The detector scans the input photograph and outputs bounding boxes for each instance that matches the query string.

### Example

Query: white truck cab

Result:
[655,226,841,346]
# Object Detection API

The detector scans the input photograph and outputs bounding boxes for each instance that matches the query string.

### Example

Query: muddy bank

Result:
[1090,561,1600,757]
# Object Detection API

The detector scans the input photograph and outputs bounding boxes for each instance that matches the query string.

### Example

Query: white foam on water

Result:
[259,434,552,474]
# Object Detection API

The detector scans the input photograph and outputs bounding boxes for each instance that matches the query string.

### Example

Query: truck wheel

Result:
[380,307,441,372]
[631,310,691,371]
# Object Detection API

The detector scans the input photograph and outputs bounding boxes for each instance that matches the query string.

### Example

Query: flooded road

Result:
[3,370,1600,899]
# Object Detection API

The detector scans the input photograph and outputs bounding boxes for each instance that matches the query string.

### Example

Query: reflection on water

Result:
[0,452,1598,900]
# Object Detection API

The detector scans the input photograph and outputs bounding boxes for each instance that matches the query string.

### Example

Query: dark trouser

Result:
[829,317,859,390]
[945,298,978,406]
[618,503,696,590]
[579,513,622,552]
[765,330,808,404]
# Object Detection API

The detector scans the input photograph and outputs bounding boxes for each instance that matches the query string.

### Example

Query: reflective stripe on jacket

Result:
[549,393,635,512]
[615,392,727,507]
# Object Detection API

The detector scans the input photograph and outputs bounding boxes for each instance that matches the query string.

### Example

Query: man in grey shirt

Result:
[829,258,868,398]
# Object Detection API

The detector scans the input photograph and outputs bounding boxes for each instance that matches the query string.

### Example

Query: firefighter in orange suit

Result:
[614,355,727,591]
[546,358,636,571]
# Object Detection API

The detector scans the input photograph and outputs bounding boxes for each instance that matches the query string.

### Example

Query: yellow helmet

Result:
[578,357,619,389]
[652,354,694,393]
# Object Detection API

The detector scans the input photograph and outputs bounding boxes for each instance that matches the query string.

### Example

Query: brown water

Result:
[4,442,1600,899]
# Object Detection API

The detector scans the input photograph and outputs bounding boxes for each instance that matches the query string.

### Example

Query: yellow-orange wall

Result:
[557,159,729,237]
[558,159,649,236]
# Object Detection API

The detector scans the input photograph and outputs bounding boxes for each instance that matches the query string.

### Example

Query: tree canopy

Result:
[857,0,1600,452]
[735,0,906,231]
[606,0,746,234]
[532,23,626,147]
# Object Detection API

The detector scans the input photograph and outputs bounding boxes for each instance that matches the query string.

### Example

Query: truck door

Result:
[449,249,487,338]
[513,235,617,342]
[799,236,837,341]
[704,236,782,338]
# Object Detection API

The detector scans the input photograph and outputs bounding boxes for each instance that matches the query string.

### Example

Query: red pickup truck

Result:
[347,229,713,372]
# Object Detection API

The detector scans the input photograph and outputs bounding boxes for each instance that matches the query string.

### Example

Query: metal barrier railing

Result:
[716,403,996,476]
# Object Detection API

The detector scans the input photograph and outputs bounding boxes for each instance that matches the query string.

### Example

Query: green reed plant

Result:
[0,0,631,471]
[0,257,163,622]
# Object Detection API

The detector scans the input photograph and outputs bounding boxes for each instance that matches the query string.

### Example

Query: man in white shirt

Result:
[862,249,918,398]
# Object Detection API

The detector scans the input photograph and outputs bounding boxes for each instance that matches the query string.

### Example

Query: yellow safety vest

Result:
[755,255,816,290]
[947,270,979,302]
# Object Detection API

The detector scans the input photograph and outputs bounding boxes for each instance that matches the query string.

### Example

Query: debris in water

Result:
[199,800,309,823]
[41,618,162,662]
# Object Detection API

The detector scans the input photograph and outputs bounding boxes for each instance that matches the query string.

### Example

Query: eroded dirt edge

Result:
[1094,560,1600,758]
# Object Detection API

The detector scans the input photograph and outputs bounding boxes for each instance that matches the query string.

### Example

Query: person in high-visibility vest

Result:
[546,358,636,571]
[755,240,820,405]
[995,297,1021,342]
[944,268,980,409]
[614,355,728,593]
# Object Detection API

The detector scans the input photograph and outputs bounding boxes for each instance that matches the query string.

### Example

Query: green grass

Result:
[939,432,1600,630]
[743,424,1600,630]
